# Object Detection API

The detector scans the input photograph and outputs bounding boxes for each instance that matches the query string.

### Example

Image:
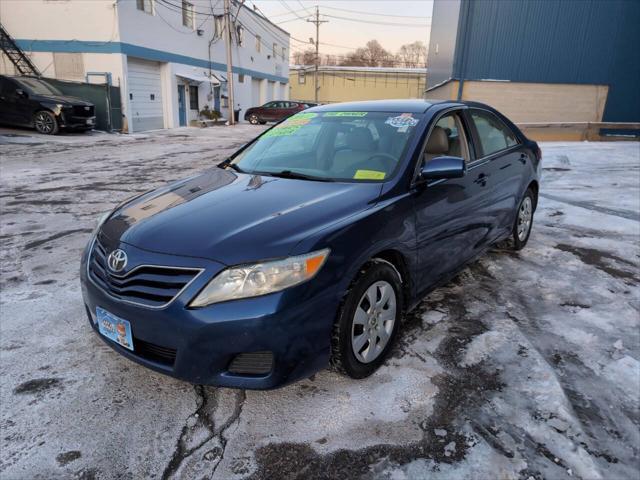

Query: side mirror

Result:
[420,156,466,181]
[15,89,27,98]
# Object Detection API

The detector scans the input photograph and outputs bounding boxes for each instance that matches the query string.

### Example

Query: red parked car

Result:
[244,101,306,124]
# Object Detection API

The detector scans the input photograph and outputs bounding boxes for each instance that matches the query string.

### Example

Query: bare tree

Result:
[397,41,427,68]
[292,48,317,66]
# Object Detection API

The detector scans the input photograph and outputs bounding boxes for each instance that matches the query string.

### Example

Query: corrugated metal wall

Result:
[451,0,640,122]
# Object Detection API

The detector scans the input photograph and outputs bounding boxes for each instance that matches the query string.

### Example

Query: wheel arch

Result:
[527,180,539,210]
[369,249,412,312]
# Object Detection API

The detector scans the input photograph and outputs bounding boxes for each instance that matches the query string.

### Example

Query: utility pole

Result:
[306,6,327,103]
[223,0,235,125]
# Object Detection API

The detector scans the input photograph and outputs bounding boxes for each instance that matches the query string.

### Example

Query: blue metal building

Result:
[427,0,640,123]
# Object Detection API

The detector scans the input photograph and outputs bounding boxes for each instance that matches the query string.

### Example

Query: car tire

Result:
[259,121,267,125]
[248,114,259,125]
[506,187,535,250]
[331,260,403,379]
[33,110,59,135]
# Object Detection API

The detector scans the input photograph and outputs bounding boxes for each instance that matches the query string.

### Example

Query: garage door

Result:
[127,58,164,132]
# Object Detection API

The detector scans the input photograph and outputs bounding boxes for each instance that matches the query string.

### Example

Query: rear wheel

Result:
[506,188,535,250]
[331,261,402,378]
[248,114,259,125]
[34,111,59,135]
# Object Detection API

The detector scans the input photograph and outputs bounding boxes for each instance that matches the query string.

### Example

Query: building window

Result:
[182,0,194,29]
[298,71,305,84]
[238,74,245,83]
[255,35,261,52]
[136,0,153,14]
[236,25,244,46]
[281,46,286,60]
[272,43,277,58]
[213,16,224,39]
[53,52,85,81]
[189,85,199,110]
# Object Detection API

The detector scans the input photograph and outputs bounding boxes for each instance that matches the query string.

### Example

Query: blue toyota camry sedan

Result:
[80,100,540,389]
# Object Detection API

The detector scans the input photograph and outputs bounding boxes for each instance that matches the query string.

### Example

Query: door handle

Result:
[519,153,528,164]
[474,173,490,185]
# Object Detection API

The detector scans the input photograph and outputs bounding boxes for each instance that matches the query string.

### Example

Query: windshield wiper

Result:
[218,161,245,173]
[264,170,335,182]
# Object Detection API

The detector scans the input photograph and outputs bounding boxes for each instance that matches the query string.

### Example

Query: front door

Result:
[177,85,186,126]
[412,109,491,292]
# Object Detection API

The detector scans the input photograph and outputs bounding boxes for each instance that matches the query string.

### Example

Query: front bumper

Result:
[80,241,337,389]
[60,114,96,129]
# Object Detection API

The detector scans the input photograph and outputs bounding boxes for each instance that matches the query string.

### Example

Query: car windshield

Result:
[15,78,62,96]
[231,111,423,182]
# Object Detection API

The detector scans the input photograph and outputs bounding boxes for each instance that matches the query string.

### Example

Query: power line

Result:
[322,13,430,28]
[295,0,313,17]
[156,0,217,17]
[278,0,308,21]
[321,5,431,20]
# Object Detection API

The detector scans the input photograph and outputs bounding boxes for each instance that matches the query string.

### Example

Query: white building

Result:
[0,0,290,132]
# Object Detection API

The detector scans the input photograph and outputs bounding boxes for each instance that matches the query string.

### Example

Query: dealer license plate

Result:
[97,307,134,351]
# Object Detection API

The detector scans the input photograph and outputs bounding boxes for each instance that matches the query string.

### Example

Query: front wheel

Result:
[507,188,535,250]
[33,111,59,135]
[248,114,259,125]
[331,261,402,378]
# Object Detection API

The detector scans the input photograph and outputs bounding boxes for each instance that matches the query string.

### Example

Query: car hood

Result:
[36,94,93,106]
[100,168,381,265]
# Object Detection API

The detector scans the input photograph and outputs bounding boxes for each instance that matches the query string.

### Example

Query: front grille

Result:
[134,337,177,367]
[228,351,274,375]
[72,105,95,117]
[88,238,201,308]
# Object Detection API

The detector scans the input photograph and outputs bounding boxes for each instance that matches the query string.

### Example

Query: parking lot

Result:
[0,126,638,479]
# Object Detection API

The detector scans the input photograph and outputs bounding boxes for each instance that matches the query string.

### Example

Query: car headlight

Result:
[92,211,111,238]
[189,248,330,307]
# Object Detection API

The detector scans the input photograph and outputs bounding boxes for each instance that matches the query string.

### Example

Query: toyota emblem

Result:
[107,249,128,272]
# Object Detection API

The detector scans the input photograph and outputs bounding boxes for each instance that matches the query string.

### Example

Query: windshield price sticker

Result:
[385,113,419,129]
[291,112,318,120]
[354,169,386,180]
[324,112,368,117]
[263,125,303,137]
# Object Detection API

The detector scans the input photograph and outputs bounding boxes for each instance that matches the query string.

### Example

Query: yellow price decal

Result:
[354,170,386,180]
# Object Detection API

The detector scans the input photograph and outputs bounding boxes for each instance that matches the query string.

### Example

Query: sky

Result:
[250,0,434,57]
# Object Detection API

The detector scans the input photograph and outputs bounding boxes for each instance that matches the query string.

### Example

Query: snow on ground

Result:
[0,126,638,479]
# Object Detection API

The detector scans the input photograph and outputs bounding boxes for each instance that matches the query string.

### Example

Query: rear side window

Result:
[470,110,518,157]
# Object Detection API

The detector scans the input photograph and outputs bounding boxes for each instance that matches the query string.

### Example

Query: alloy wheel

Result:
[351,280,397,364]
[34,112,55,134]
[517,196,533,241]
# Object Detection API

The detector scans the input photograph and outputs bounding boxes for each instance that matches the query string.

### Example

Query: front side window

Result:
[423,112,471,164]
[136,0,153,14]
[231,111,423,182]
[470,110,518,157]
[182,0,194,29]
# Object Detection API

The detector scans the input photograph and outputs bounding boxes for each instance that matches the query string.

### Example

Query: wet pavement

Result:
[1,127,638,479]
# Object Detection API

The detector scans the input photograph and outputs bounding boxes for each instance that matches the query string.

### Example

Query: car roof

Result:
[309,99,464,114]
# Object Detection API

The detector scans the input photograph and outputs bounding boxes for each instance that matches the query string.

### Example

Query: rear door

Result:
[412,108,490,292]
[0,77,29,125]
[466,108,526,239]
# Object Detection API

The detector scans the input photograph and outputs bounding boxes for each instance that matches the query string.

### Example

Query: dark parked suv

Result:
[0,75,96,134]
[244,100,306,124]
